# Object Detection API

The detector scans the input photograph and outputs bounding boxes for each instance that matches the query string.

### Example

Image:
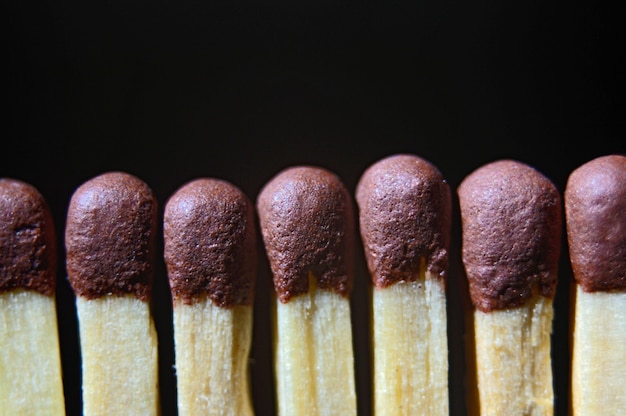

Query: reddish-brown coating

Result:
[164,178,257,307]
[65,172,157,301]
[257,166,354,303]
[355,154,452,289]
[0,179,57,296]
[457,160,562,312]
[565,154,626,292]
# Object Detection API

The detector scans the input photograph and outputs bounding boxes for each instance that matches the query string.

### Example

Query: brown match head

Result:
[0,179,57,296]
[565,154,626,292]
[457,160,562,312]
[355,154,452,288]
[65,172,158,301]
[164,178,257,307]
[257,166,354,303]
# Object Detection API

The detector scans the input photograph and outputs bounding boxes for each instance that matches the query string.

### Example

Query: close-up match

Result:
[5,1,624,415]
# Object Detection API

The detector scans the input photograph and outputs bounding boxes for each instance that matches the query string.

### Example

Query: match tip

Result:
[565,154,626,292]
[355,154,452,288]
[257,166,354,303]
[0,179,56,296]
[65,172,157,301]
[164,178,257,307]
[457,160,562,312]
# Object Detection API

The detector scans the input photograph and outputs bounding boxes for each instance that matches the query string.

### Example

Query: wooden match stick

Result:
[458,160,561,416]
[355,154,452,415]
[164,178,257,416]
[565,154,626,415]
[257,166,357,416]
[0,179,65,415]
[65,172,159,415]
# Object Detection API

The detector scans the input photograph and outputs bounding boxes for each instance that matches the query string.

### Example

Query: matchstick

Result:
[565,154,626,415]
[0,179,65,415]
[65,172,159,415]
[257,166,357,416]
[355,154,452,415]
[163,178,257,416]
[458,160,561,416]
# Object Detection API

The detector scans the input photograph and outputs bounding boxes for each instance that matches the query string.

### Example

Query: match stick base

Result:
[274,278,356,416]
[572,286,626,415]
[474,295,554,416]
[173,300,253,416]
[372,274,449,415]
[0,291,65,415]
[76,295,159,416]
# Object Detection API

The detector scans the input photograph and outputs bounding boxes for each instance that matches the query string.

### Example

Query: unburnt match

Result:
[257,166,357,416]
[65,172,159,415]
[164,178,257,416]
[355,154,451,415]
[458,160,561,416]
[0,179,65,415]
[565,154,626,415]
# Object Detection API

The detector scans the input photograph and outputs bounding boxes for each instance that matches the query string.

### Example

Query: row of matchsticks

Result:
[1,154,624,415]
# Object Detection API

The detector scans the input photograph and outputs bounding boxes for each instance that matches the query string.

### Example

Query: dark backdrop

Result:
[6,1,624,415]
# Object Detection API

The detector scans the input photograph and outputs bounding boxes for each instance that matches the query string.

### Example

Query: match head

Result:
[565,154,626,292]
[65,172,157,301]
[457,160,562,312]
[163,178,257,307]
[355,154,452,288]
[257,166,354,303]
[0,179,56,296]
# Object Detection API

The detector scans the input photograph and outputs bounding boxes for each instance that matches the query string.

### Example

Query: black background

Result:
[6,1,625,415]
